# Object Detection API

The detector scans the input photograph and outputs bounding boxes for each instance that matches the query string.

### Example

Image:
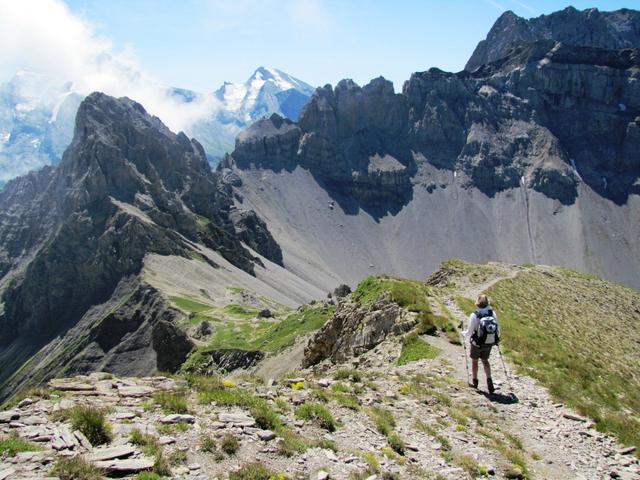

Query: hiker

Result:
[463,294,500,393]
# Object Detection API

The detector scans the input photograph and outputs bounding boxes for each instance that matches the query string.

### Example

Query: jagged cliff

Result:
[466,7,640,71]
[224,41,639,211]
[218,37,640,290]
[0,93,283,398]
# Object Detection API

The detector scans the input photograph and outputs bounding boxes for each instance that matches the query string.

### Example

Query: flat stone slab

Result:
[158,436,176,445]
[20,415,48,425]
[0,468,16,480]
[257,430,276,441]
[49,380,96,391]
[89,445,136,462]
[115,411,137,420]
[160,414,196,424]
[218,413,255,426]
[0,411,20,423]
[93,457,154,473]
[117,385,154,397]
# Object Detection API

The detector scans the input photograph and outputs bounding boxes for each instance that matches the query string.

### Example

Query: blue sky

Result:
[58,0,636,92]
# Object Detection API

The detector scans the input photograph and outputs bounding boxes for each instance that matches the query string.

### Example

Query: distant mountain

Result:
[0,71,82,186]
[189,66,315,162]
[0,67,315,186]
[466,7,640,71]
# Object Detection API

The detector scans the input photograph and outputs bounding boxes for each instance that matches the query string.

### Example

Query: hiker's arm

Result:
[464,314,477,338]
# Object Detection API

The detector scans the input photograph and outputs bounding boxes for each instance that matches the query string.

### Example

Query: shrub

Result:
[333,368,362,382]
[129,430,160,456]
[152,391,189,414]
[168,449,187,465]
[369,407,395,436]
[200,434,216,453]
[70,406,112,446]
[229,462,273,480]
[295,402,336,431]
[50,456,103,480]
[220,433,239,454]
[387,433,405,455]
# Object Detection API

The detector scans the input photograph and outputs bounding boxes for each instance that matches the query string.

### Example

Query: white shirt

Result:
[463,306,500,345]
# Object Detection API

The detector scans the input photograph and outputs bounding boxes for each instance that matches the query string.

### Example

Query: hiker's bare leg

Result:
[472,358,479,380]
[481,358,491,379]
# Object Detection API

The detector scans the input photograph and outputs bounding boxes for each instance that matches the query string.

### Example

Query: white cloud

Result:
[0,0,219,133]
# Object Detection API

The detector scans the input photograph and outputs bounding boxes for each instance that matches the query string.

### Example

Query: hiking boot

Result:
[472,378,478,389]
[487,377,495,394]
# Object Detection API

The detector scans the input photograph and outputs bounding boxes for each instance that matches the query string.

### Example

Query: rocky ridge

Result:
[466,7,640,71]
[0,92,282,399]
[1,284,638,479]
[224,40,639,211]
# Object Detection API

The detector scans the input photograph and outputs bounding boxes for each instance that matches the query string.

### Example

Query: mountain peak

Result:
[466,6,640,71]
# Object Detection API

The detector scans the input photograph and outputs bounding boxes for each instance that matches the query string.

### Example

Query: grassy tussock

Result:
[397,334,441,365]
[50,456,103,480]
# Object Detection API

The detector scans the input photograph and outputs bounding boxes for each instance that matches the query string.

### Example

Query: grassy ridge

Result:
[458,265,640,451]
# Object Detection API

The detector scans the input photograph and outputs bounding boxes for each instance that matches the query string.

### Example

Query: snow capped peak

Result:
[215,67,315,123]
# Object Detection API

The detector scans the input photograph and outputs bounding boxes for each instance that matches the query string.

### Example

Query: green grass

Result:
[199,386,282,430]
[295,402,337,431]
[220,433,240,454]
[223,304,261,319]
[481,267,640,453]
[152,391,189,414]
[69,406,112,446]
[182,304,335,372]
[229,463,274,480]
[368,407,396,437]
[397,334,441,365]
[50,456,104,480]
[129,429,161,457]
[353,276,431,312]
[170,295,213,313]
[0,436,41,456]
[137,473,162,480]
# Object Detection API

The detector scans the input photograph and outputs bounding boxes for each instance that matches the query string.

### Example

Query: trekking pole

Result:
[496,345,512,393]
[460,329,470,385]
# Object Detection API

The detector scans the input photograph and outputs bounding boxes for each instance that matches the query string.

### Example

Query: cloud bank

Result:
[0,0,218,133]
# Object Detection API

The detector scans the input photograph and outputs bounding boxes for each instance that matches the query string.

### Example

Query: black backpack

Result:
[472,309,499,346]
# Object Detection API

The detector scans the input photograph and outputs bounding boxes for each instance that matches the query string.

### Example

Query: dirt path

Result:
[430,270,639,480]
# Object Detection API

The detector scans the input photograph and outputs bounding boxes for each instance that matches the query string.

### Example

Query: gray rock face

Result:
[228,40,639,208]
[466,7,640,71]
[0,92,280,399]
[303,296,416,367]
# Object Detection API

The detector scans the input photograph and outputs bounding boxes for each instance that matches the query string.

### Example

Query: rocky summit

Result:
[466,7,640,71]
[0,92,282,399]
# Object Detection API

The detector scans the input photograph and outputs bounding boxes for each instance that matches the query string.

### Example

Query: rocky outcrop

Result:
[303,295,416,367]
[227,39,639,207]
[223,78,415,212]
[466,7,640,71]
[183,348,265,375]
[0,92,280,398]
